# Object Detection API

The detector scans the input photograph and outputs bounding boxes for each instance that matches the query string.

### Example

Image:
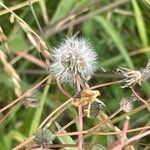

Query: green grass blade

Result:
[132,0,149,47]
[95,16,134,69]
[55,122,77,150]
[8,130,25,143]
[29,77,52,136]
[39,0,49,25]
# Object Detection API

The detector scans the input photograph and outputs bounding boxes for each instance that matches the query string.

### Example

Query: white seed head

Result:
[50,36,97,83]
[120,95,137,113]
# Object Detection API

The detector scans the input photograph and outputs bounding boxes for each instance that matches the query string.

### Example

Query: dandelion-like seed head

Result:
[120,95,137,112]
[50,36,97,83]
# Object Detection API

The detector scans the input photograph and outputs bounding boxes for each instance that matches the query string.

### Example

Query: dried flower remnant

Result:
[72,89,105,118]
[34,128,54,148]
[50,36,97,84]
[72,89,103,106]
[117,59,150,88]
[120,95,137,113]
[117,66,142,88]
[140,59,150,80]
[23,90,38,108]
[23,96,38,108]
[84,101,104,119]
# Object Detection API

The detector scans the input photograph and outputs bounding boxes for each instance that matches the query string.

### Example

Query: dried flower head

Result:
[34,128,54,148]
[84,101,104,119]
[120,95,137,113]
[140,59,150,80]
[50,36,97,83]
[23,96,38,108]
[117,59,150,88]
[72,89,101,107]
[72,89,105,118]
[22,90,38,108]
[117,66,142,88]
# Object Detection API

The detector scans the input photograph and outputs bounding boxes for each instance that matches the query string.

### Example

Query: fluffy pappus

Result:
[49,36,98,83]
[120,95,137,113]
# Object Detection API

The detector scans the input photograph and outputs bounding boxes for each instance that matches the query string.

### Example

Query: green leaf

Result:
[51,0,75,24]
[95,16,134,69]
[9,29,28,51]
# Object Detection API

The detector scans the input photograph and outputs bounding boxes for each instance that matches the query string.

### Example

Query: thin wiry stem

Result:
[90,80,123,90]
[131,87,150,111]
[0,2,51,62]
[28,0,50,56]
[0,0,40,16]
[56,78,72,98]
[12,136,34,150]
[0,109,11,124]
[28,0,44,37]
[13,104,148,149]
[16,51,47,68]
[39,97,73,128]
[57,117,78,133]
[54,125,150,137]
[45,0,130,37]
[125,130,150,146]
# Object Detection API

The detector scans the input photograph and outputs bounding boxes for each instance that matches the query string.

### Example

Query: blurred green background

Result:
[0,0,150,149]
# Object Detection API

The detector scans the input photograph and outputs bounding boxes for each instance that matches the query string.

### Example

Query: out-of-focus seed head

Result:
[140,59,150,80]
[117,59,150,88]
[84,101,104,119]
[34,128,54,148]
[117,66,142,88]
[89,144,106,150]
[120,95,137,113]
[50,36,97,83]
[23,90,38,108]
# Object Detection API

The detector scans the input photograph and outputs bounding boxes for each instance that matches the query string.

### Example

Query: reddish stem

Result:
[76,74,83,150]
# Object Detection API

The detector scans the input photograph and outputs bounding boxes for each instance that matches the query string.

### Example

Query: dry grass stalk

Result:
[0,26,10,53]
[17,19,51,64]
[0,0,40,16]
[0,2,51,64]
[0,49,22,97]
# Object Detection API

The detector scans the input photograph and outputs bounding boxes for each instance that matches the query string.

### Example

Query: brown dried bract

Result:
[72,89,105,118]
[72,89,101,107]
